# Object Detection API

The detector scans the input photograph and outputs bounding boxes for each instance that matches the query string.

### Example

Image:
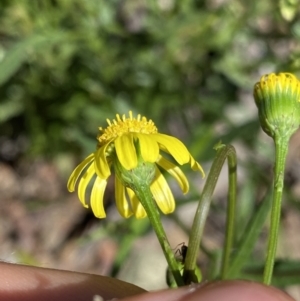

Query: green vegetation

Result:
[1,0,300,291]
[1,0,299,158]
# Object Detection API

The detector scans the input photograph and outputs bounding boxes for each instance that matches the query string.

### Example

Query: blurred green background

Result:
[2,0,300,160]
[1,0,300,297]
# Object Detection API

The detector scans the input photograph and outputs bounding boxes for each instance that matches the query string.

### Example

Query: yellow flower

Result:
[67,111,204,219]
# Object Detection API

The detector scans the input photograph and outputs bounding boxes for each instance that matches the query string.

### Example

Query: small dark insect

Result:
[166,243,189,287]
[175,242,188,264]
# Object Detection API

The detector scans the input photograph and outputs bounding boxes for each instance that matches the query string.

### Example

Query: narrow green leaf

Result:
[0,32,66,86]
[227,192,272,278]
[0,98,23,123]
[241,259,300,287]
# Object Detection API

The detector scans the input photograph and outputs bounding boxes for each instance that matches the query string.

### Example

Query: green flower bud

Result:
[253,73,300,139]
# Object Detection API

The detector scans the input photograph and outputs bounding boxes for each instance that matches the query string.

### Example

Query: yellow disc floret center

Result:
[97,111,158,145]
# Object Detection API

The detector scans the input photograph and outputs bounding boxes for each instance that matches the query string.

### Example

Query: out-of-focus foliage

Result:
[0,0,299,160]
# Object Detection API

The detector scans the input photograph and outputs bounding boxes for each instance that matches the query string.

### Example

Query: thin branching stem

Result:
[183,143,237,283]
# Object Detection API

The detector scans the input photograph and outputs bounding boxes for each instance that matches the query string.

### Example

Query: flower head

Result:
[67,111,204,219]
[253,73,300,139]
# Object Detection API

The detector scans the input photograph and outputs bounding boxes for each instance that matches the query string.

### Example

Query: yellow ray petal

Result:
[189,156,205,178]
[90,177,107,218]
[67,153,95,192]
[150,167,175,214]
[156,155,189,194]
[152,134,189,165]
[135,133,159,162]
[126,187,147,219]
[115,177,133,218]
[78,163,96,208]
[94,144,111,179]
[115,134,137,170]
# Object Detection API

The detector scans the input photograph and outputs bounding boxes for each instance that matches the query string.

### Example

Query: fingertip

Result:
[120,280,295,301]
[181,280,295,301]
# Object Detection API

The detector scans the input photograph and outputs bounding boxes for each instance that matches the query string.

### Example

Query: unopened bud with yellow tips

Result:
[253,73,300,139]
[253,72,300,284]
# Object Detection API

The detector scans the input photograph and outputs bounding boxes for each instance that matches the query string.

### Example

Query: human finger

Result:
[0,262,145,301]
[120,280,295,301]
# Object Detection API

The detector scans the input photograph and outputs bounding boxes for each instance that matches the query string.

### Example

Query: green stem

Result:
[134,185,185,287]
[183,144,237,283]
[263,136,289,285]
[221,146,237,279]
